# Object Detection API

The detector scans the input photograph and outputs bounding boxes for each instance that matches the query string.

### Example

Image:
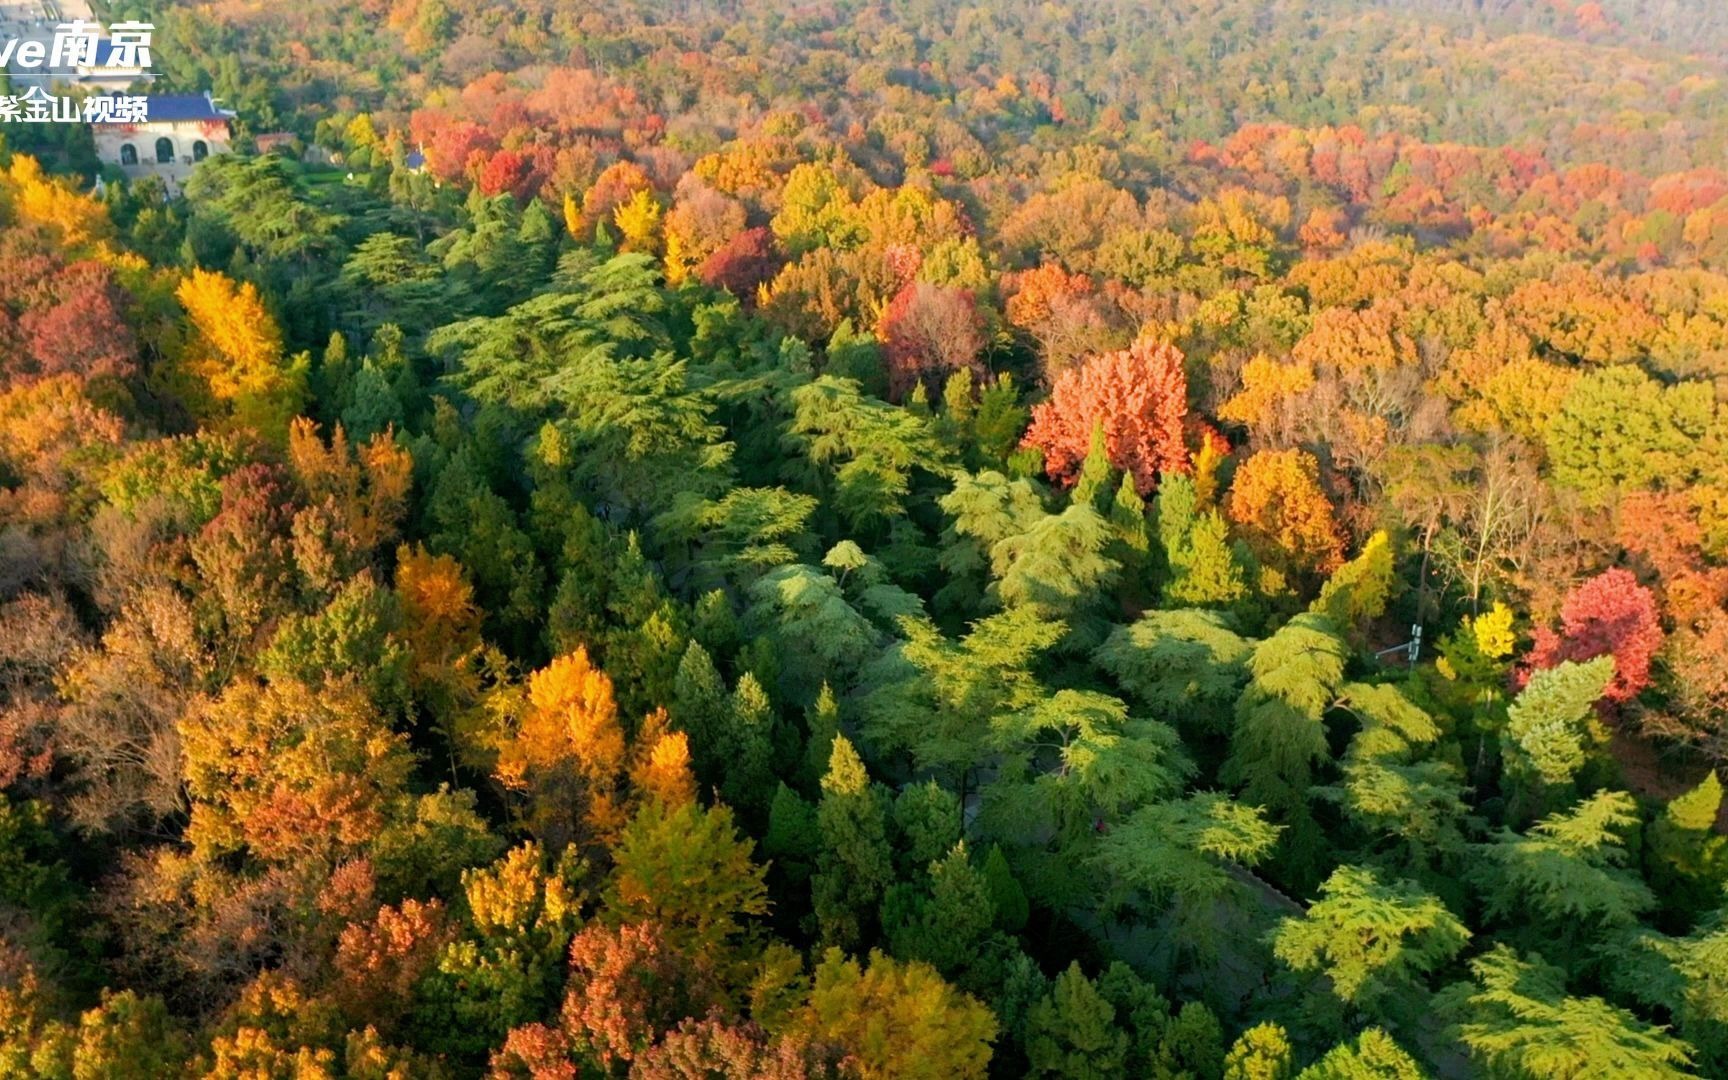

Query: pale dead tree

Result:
[1431,439,1548,615]
[56,584,210,835]
[1512,483,1620,625]
[81,499,173,615]
[1325,364,1428,486]
[0,591,82,791]
[0,591,80,700]
[98,849,312,1013]
[1031,291,1131,379]
[1643,610,1728,762]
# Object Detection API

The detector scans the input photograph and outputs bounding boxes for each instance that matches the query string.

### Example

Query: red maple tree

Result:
[880,281,985,401]
[476,148,539,201]
[697,227,781,301]
[560,921,720,1068]
[1525,567,1664,703]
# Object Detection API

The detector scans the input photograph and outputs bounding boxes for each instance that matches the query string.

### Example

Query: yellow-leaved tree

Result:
[628,707,697,809]
[523,646,626,785]
[479,646,630,844]
[562,191,583,242]
[612,188,663,254]
[171,269,308,443]
[2,154,114,248]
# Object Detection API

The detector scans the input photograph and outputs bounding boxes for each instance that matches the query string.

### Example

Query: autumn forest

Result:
[4,0,1728,1076]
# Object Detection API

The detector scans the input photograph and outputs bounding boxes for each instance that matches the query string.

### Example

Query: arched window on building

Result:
[155,137,174,164]
[119,143,138,166]
[192,140,209,162]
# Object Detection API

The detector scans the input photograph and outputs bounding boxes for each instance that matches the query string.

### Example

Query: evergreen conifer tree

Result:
[813,736,895,948]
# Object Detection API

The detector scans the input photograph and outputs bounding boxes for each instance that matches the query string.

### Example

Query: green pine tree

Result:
[1094,793,1280,962]
[1072,422,1115,513]
[1270,864,1470,1008]
[721,671,777,817]
[1024,962,1129,1079]
[813,735,895,949]
[1502,657,1615,807]
[764,782,820,883]
[1471,790,1655,950]
[1155,1001,1225,1080]
[1221,612,1349,885]
[744,563,881,703]
[1157,472,1249,608]
[1224,1023,1295,1080]
[1094,609,1253,732]
[1108,472,1154,599]
[671,640,727,787]
[1453,945,1695,1079]
[982,844,1030,933]
[1324,683,1470,882]
[607,601,689,720]
[1647,771,1728,922]
[1310,530,1396,638]
[1296,1027,1425,1080]
[884,841,997,979]
[893,780,962,875]
[802,683,842,794]
[314,329,354,423]
[1608,913,1728,1073]
[973,373,1030,467]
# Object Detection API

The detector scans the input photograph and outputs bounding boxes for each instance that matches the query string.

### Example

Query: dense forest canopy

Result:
[4,0,1728,1076]
[91,0,1728,159]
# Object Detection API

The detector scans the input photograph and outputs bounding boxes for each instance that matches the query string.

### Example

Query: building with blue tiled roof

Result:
[89,90,236,194]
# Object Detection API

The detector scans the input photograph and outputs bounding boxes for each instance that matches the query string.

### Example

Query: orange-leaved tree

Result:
[179,677,415,866]
[1226,447,1345,580]
[628,707,698,809]
[286,419,413,590]
[480,646,630,845]
[1020,337,1190,495]
[394,543,484,708]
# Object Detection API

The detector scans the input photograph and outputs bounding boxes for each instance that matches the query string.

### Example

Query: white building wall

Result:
[92,117,232,191]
